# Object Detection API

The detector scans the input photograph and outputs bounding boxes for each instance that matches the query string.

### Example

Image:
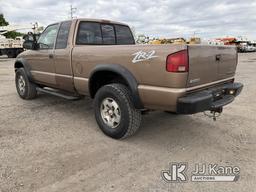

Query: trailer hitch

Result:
[204,107,223,121]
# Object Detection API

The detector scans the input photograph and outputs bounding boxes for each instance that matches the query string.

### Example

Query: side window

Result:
[115,25,135,45]
[101,24,115,45]
[37,24,59,49]
[76,22,102,45]
[56,21,72,49]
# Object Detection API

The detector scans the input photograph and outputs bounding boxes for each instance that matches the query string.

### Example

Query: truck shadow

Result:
[32,93,219,150]
[133,111,212,141]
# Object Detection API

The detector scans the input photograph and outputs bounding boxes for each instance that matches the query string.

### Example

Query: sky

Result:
[0,0,256,39]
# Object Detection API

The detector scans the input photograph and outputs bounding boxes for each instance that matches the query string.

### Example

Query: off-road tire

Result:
[94,83,142,139]
[7,50,16,58]
[15,68,37,99]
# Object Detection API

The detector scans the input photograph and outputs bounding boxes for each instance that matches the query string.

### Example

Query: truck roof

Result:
[72,18,129,26]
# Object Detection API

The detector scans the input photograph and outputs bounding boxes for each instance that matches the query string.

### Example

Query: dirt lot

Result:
[0,53,255,192]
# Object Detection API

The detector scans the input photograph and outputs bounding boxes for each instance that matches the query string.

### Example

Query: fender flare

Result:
[14,58,33,81]
[89,64,144,109]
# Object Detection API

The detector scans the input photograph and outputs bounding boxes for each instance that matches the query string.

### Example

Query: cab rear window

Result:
[101,24,115,45]
[115,25,135,45]
[76,22,102,45]
[76,21,135,45]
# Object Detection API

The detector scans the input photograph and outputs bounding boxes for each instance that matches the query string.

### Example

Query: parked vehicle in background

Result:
[14,18,243,139]
[0,23,40,58]
[239,43,256,52]
[0,35,24,58]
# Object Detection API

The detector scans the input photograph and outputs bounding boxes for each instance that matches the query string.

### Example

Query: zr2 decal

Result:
[132,50,158,63]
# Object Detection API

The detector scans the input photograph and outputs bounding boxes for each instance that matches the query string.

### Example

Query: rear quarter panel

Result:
[72,44,188,91]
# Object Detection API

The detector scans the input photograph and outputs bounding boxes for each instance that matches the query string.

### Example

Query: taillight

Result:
[166,50,189,72]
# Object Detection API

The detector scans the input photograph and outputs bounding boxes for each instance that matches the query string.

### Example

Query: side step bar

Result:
[36,87,81,100]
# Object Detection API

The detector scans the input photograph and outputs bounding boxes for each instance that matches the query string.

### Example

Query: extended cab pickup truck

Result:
[15,18,243,139]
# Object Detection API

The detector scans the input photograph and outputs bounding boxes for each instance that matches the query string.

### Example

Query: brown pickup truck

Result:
[14,18,243,139]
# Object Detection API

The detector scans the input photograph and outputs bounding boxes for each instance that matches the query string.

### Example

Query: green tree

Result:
[0,14,9,26]
[0,13,24,39]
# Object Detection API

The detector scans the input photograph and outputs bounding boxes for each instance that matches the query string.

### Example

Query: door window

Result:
[56,21,72,49]
[37,24,59,49]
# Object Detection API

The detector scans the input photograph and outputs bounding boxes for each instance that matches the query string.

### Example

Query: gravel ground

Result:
[0,53,255,192]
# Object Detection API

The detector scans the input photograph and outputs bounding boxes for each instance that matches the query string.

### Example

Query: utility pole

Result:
[70,5,77,19]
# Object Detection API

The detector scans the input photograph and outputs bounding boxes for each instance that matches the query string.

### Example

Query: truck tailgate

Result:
[187,45,237,87]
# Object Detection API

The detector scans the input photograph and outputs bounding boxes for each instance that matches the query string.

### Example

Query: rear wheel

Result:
[94,83,142,139]
[15,68,37,99]
[7,50,16,58]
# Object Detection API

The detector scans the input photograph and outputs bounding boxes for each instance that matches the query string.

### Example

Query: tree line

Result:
[0,13,24,39]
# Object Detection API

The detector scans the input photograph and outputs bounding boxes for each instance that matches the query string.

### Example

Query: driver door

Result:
[28,23,59,87]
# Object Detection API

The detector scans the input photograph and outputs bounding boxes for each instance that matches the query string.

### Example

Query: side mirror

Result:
[23,40,36,50]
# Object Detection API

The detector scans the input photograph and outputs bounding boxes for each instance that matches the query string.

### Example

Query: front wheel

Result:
[15,68,37,99]
[94,83,142,139]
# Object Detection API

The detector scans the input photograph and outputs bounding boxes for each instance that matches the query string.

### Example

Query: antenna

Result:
[70,5,77,19]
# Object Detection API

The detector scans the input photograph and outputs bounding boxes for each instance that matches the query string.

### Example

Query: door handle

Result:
[216,54,221,61]
[49,54,54,59]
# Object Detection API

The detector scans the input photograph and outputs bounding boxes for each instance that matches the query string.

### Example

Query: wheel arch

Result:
[89,64,144,109]
[14,58,33,81]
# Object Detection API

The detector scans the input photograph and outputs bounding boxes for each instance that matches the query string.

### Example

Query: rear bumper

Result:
[177,82,243,114]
